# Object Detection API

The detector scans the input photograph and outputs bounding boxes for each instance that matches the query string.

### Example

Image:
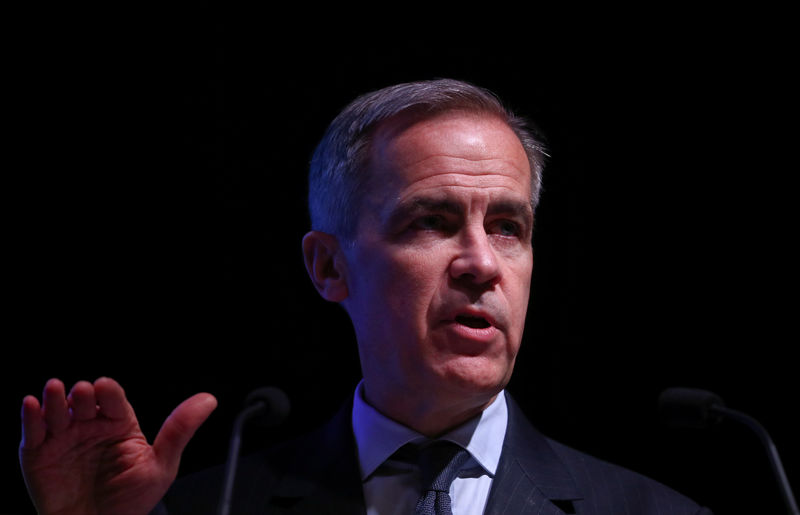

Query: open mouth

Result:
[455,314,492,329]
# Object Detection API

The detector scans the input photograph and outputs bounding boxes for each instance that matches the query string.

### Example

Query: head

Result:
[303,79,546,434]
[308,79,546,242]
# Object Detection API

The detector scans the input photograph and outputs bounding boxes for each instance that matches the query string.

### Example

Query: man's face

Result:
[341,111,534,423]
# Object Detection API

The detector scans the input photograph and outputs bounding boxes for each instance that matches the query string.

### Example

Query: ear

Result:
[302,231,349,302]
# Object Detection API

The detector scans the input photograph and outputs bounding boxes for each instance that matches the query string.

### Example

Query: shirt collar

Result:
[351,380,508,481]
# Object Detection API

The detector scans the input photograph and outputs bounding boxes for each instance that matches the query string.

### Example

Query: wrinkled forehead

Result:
[366,110,532,198]
[369,108,516,156]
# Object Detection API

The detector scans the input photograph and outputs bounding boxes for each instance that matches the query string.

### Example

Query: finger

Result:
[153,393,217,471]
[94,377,134,420]
[42,379,70,432]
[20,395,46,449]
[68,380,97,421]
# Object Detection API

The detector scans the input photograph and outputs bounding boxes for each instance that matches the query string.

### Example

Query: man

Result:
[19,79,711,514]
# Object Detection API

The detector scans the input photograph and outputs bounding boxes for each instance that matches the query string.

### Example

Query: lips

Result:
[434,302,506,347]
[454,314,492,329]
[443,306,502,333]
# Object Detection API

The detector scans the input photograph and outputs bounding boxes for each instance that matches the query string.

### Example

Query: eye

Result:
[490,219,521,237]
[412,214,446,231]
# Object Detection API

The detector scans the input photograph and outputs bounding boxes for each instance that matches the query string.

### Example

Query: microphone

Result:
[658,387,725,429]
[659,387,798,515]
[217,387,290,515]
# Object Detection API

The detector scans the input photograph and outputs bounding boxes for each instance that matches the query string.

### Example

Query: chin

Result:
[438,355,514,399]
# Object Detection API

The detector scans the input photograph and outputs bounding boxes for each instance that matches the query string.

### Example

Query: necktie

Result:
[414,441,470,515]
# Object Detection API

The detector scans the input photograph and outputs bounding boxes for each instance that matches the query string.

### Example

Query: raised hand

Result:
[19,377,217,515]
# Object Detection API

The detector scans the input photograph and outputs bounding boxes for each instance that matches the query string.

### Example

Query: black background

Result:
[4,10,797,514]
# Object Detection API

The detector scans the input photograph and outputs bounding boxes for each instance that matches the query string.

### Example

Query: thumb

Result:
[153,393,218,472]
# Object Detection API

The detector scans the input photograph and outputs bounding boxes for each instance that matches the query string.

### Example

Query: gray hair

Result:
[308,79,547,239]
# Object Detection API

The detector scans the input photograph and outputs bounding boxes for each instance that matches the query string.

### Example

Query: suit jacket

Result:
[156,392,712,514]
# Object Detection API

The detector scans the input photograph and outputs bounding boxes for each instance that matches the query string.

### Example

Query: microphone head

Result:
[659,387,725,429]
[244,386,291,428]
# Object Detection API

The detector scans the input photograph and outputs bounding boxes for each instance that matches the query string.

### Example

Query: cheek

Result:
[385,252,444,317]
[353,247,444,326]
[513,279,531,316]
[508,264,533,332]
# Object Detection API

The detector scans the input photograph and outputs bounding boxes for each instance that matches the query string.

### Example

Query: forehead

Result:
[366,111,533,204]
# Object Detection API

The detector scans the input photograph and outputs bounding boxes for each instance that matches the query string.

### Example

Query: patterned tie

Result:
[414,441,471,515]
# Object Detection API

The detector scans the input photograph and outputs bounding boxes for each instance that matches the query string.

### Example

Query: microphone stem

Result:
[711,405,799,515]
[217,401,266,515]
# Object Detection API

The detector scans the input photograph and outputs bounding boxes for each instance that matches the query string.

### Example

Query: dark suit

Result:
[156,392,711,514]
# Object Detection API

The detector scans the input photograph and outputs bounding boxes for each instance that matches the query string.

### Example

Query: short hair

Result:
[308,78,547,240]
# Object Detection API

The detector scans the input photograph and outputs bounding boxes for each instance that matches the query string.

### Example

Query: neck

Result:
[362,383,500,437]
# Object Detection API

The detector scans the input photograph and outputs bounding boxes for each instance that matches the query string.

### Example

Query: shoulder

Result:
[544,437,712,514]
[501,392,711,514]
[158,399,362,515]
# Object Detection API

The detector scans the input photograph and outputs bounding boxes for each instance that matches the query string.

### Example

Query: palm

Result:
[20,378,217,515]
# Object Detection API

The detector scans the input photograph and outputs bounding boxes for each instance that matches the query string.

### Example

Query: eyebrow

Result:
[397,197,463,216]
[383,196,460,226]
[385,195,534,231]
[486,199,534,222]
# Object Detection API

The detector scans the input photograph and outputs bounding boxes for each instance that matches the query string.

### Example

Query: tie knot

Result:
[417,441,470,492]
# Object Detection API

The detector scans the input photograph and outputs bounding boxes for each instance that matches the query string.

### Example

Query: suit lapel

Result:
[484,393,582,515]
[261,391,583,514]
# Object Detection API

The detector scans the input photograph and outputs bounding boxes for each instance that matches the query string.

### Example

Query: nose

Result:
[449,226,501,287]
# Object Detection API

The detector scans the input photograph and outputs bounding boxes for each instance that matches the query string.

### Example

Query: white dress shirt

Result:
[351,381,508,515]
